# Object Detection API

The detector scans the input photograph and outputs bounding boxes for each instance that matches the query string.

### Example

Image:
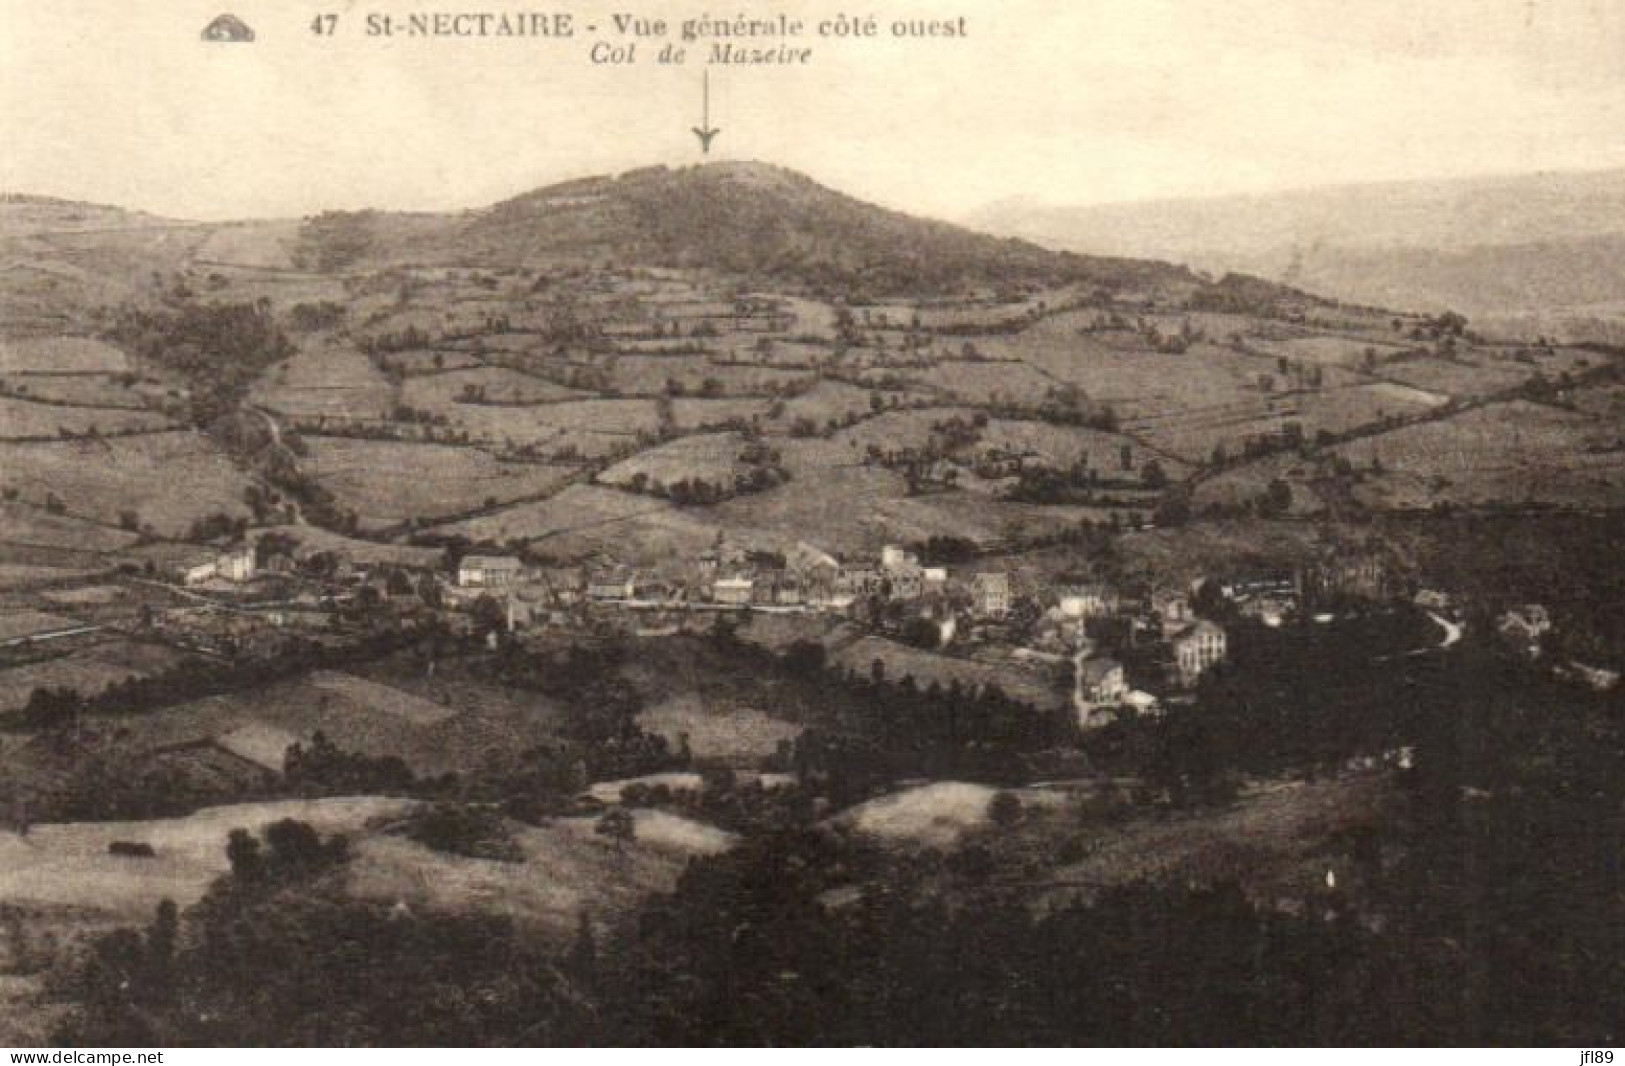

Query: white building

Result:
[1058,584,1119,620]
[971,572,1011,617]
[711,576,755,606]
[458,555,524,589]
[880,545,925,601]
[217,545,255,583]
[177,554,218,586]
[1075,655,1129,729]
[1171,619,1227,685]
[880,545,918,571]
[586,568,638,600]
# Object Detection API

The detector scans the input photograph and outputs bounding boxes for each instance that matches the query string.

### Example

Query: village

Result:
[56,522,1483,737]
[2,153,1624,1047]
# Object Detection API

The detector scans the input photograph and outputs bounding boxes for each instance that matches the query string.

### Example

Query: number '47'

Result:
[311,13,338,34]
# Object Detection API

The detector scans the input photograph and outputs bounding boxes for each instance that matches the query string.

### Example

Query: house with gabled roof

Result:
[971,571,1011,617]
[457,554,523,589]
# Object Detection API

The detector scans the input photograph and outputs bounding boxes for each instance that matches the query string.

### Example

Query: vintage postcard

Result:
[1,0,1623,1049]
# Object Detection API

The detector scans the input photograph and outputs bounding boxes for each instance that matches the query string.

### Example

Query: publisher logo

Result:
[201,14,255,42]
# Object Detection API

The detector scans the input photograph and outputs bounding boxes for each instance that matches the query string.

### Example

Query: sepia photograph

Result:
[1,0,1623,1049]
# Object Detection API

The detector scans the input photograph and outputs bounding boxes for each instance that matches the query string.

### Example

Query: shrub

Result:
[397,803,523,863]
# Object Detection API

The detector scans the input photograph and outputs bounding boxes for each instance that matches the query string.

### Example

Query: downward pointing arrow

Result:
[693,69,721,153]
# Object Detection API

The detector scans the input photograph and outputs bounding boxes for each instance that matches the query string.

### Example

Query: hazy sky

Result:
[4,0,1625,220]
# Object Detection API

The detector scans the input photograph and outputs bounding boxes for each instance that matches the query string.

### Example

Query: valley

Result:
[1,163,1623,1046]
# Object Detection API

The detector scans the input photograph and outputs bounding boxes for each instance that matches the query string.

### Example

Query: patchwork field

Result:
[1132,381,1450,461]
[400,366,585,407]
[0,609,82,642]
[1018,338,1273,429]
[252,344,394,420]
[437,484,725,565]
[767,295,838,336]
[0,504,140,554]
[40,584,126,607]
[0,796,416,918]
[638,692,803,768]
[301,436,580,528]
[1289,383,1447,434]
[597,432,755,490]
[603,354,812,396]
[0,373,159,408]
[1380,355,1533,398]
[0,336,129,375]
[705,434,1119,555]
[0,565,104,590]
[103,668,563,779]
[0,226,207,338]
[593,353,709,393]
[913,358,1060,404]
[450,330,540,354]
[202,270,351,312]
[0,394,172,438]
[910,292,1063,330]
[346,809,734,941]
[708,447,919,554]
[830,778,1071,849]
[832,635,1068,710]
[351,670,562,734]
[193,219,304,270]
[767,380,896,429]
[828,406,978,453]
[428,397,661,456]
[714,336,826,367]
[973,418,1193,475]
[1249,334,1414,368]
[374,348,486,375]
[0,432,254,535]
[1365,380,1452,409]
[1190,453,1331,517]
[310,670,457,726]
[832,781,1000,849]
[668,397,772,430]
[254,524,442,569]
[0,639,194,713]
[1333,400,1625,509]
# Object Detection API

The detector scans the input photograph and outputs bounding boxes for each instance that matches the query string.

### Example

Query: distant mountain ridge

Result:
[304,161,1206,298]
[0,194,174,234]
[4,162,1331,312]
[968,167,1625,325]
[971,168,1625,258]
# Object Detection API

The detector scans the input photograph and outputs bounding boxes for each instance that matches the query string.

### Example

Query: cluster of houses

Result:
[1068,585,1230,730]
[456,554,525,589]
[1067,553,1397,729]
[152,533,1438,736]
[453,540,1017,619]
[1194,553,1401,627]
[163,543,258,586]
[158,530,1239,731]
